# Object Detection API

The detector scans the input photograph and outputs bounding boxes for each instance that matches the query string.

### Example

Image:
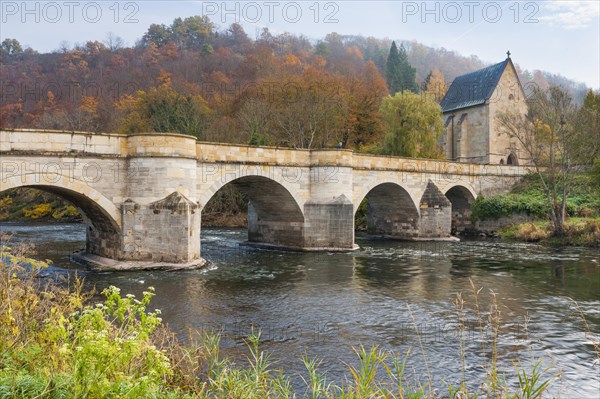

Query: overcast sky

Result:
[2,0,599,88]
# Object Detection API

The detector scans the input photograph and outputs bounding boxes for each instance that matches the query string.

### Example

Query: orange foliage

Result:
[0,19,400,145]
[156,69,172,85]
[160,42,179,59]
[345,46,363,60]
[80,96,98,113]
[284,54,301,66]
[143,43,161,65]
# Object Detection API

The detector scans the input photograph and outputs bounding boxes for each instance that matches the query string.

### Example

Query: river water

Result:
[1,222,599,397]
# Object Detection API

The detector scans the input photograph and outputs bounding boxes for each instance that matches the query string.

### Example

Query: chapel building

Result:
[439,53,528,165]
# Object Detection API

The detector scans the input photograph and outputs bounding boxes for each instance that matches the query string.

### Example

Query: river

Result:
[1,222,599,397]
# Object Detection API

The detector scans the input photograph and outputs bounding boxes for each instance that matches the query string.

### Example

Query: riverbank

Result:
[0,188,82,223]
[470,173,600,247]
[499,218,600,247]
[0,244,576,398]
[202,212,247,228]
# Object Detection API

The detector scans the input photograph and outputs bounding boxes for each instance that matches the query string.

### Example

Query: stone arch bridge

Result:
[1,129,527,268]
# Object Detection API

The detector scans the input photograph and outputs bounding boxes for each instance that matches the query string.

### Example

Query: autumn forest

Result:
[0,16,592,153]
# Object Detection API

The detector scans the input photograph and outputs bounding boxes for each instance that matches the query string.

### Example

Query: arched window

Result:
[509,94,514,101]
[500,158,505,165]
[507,152,518,165]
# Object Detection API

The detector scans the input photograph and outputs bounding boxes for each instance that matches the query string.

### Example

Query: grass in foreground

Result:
[2,240,597,398]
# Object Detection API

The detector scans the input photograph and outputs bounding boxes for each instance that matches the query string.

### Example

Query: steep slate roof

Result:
[440,58,510,113]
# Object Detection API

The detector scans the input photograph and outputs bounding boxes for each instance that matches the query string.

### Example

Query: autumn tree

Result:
[496,86,595,235]
[0,103,25,128]
[379,91,444,158]
[272,71,348,149]
[2,16,593,151]
[40,95,102,132]
[115,82,213,138]
[342,61,388,148]
[237,98,271,146]
[237,69,348,149]
[424,68,448,103]
[220,23,251,53]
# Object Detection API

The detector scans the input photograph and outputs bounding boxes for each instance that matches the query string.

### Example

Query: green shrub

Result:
[471,195,511,221]
[472,193,600,223]
[471,193,548,222]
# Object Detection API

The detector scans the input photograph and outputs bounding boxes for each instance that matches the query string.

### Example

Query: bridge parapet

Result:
[127,133,197,158]
[352,152,525,177]
[196,141,311,165]
[2,129,528,178]
[1,129,126,156]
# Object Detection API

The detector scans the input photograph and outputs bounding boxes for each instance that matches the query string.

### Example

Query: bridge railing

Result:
[1,129,126,156]
[1,129,529,176]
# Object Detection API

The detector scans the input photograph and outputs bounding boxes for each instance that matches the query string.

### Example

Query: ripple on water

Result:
[3,223,599,396]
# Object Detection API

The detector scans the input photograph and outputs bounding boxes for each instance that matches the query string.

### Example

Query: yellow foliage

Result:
[52,205,79,220]
[380,91,445,159]
[114,93,152,134]
[23,203,52,219]
[0,196,13,208]
[114,93,138,112]
[533,118,553,143]
[283,54,301,66]
[425,68,447,102]
[157,69,172,85]
[143,42,161,65]
[0,196,13,220]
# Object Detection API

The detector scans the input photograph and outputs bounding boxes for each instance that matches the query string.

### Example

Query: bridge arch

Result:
[198,166,305,210]
[444,184,477,234]
[355,182,420,239]
[200,175,305,248]
[1,173,122,258]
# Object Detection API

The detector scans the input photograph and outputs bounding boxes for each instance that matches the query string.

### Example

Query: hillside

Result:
[0,17,591,147]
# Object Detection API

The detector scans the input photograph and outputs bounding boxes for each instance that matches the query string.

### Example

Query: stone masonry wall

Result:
[442,104,490,163]
[475,213,533,234]
[418,181,452,238]
[487,63,529,165]
[1,129,530,264]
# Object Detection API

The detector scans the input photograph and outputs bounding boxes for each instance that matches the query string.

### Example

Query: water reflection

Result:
[1,223,599,396]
